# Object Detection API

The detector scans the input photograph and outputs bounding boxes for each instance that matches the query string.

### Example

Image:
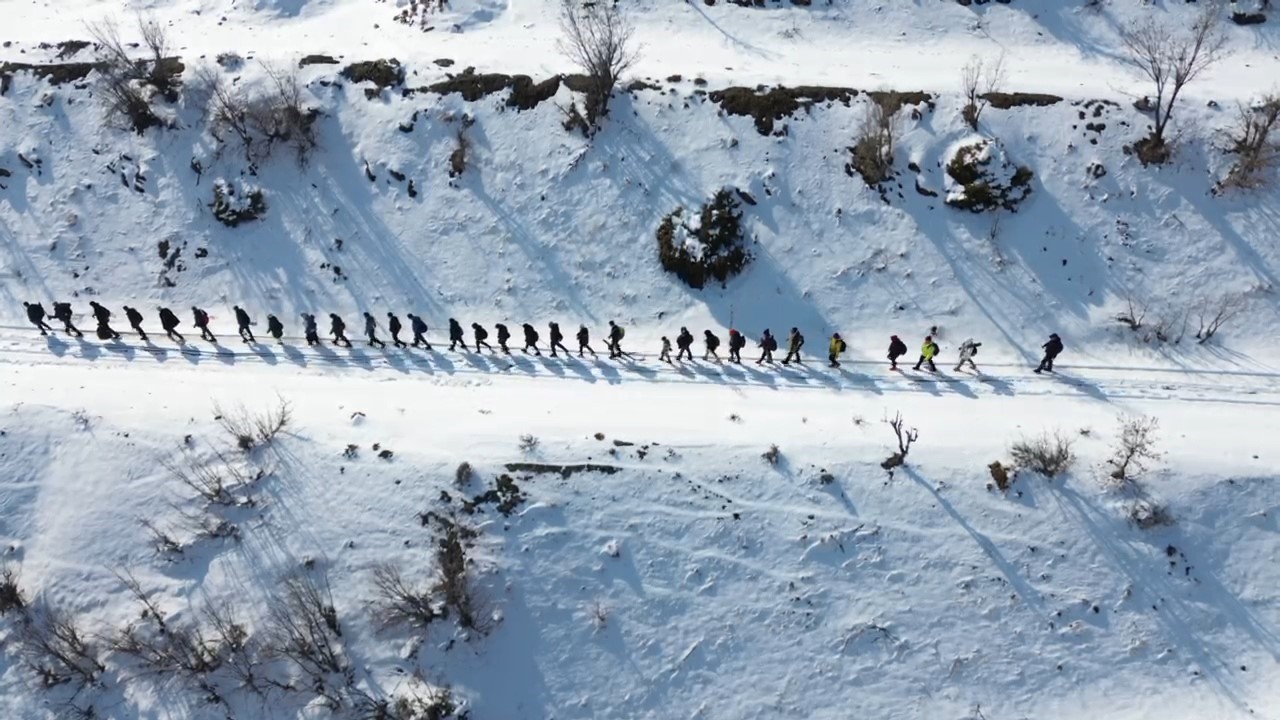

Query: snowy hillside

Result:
[2,0,1280,718]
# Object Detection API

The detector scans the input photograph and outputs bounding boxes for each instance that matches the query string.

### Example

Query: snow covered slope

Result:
[2,1,1280,718]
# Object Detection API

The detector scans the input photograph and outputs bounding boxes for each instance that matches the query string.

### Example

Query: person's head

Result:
[681,326,688,333]
[234,305,241,311]
[834,332,841,339]
[449,317,457,324]
[387,311,394,318]
[472,322,480,328]
[1051,333,1059,339]
[330,313,339,319]
[764,328,771,335]
[609,320,616,327]
[662,336,669,341]
[925,335,932,342]
[192,306,199,312]
[23,301,30,308]
[891,335,899,341]
[580,324,587,330]
[91,301,100,307]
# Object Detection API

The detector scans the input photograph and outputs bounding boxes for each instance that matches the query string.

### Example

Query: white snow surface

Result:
[3,1,1280,718]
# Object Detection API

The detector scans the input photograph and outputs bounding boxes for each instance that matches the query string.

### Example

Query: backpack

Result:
[765,337,777,351]
[616,326,625,339]
[929,342,939,356]
[476,326,488,340]
[839,339,848,353]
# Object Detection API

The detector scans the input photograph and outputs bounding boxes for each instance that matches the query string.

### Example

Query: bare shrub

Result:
[988,461,1012,492]
[17,603,106,689]
[371,564,443,631]
[0,563,26,615]
[1119,3,1228,164]
[213,397,292,451]
[454,462,474,488]
[1194,293,1245,343]
[880,412,919,471]
[203,602,266,696]
[352,684,464,720]
[86,16,180,133]
[960,54,1005,130]
[518,434,539,453]
[1105,415,1162,485]
[205,63,319,167]
[557,0,639,131]
[137,517,185,556]
[423,514,487,634]
[588,600,609,631]
[266,571,347,703]
[1218,94,1280,191]
[1010,432,1075,478]
[849,95,898,187]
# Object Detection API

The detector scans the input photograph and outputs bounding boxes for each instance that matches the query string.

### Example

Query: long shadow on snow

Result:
[1044,481,1274,713]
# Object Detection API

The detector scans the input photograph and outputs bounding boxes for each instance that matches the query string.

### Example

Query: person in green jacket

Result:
[828,333,847,368]
[912,335,939,372]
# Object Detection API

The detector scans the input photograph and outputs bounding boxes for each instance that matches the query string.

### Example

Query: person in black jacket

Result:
[302,313,320,346]
[782,328,805,365]
[887,335,907,370]
[193,306,216,343]
[387,313,407,348]
[448,318,468,352]
[363,312,386,348]
[757,329,777,364]
[90,301,121,340]
[266,314,284,342]
[727,329,746,364]
[234,306,255,342]
[576,324,596,357]
[703,329,721,362]
[676,327,694,361]
[158,307,184,342]
[24,301,54,335]
[496,323,512,353]
[472,323,493,352]
[521,323,541,355]
[407,313,431,349]
[53,302,82,337]
[123,306,148,341]
[1036,333,1063,374]
[549,322,570,357]
[330,313,352,347]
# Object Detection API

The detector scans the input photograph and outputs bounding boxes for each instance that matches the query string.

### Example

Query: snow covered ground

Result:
[3,0,1280,718]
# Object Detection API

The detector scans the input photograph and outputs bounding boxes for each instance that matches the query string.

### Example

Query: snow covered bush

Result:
[943,137,1033,213]
[211,179,267,227]
[0,563,25,615]
[657,189,752,289]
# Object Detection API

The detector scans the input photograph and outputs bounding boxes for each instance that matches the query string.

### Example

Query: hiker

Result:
[676,327,694,361]
[266,314,284,342]
[302,313,320,346]
[659,336,673,363]
[912,335,939,372]
[608,321,627,359]
[955,338,981,372]
[1036,333,1063,374]
[728,329,746,364]
[123,306,148,341]
[232,306,254,342]
[448,318,468,351]
[23,301,54,335]
[330,313,352,347]
[829,332,847,368]
[363,312,386,348]
[757,329,777,364]
[521,323,541,355]
[90,301,121,340]
[53,302,82,337]
[407,313,431,349]
[576,324,596,357]
[159,307,184,343]
[782,327,805,365]
[192,306,216,343]
[472,323,493,352]
[703,329,722,362]
[887,335,908,370]
[549,322,570,357]
[385,313,406,348]
[496,323,512,354]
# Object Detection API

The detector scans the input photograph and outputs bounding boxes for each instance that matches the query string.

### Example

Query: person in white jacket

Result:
[955,338,982,372]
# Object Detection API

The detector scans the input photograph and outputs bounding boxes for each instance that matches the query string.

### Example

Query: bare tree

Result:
[204,66,319,167]
[1106,415,1161,485]
[1119,2,1228,163]
[1194,293,1245,343]
[880,411,919,471]
[1218,93,1280,191]
[85,16,178,132]
[1010,431,1075,478]
[557,0,639,131]
[371,564,442,631]
[17,603,106,690]
[266,570,347,704]
[960,54,1006,131]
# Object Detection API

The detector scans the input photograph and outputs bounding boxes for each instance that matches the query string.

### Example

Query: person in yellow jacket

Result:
[828,332,847,368]
[912,334,939,372]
